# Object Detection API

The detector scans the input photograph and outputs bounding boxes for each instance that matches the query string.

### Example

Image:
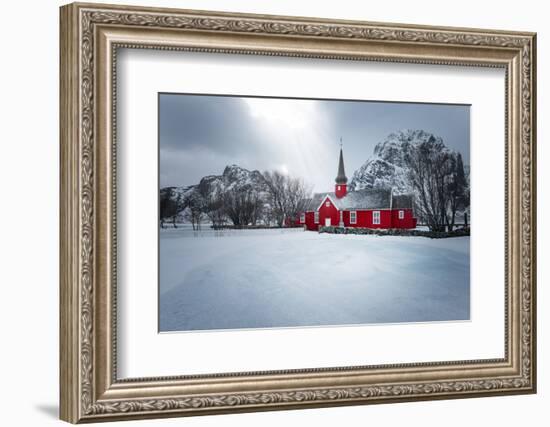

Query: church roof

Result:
[304,188,414,211]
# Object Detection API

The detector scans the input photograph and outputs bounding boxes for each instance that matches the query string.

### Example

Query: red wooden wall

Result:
[299,198,417,231]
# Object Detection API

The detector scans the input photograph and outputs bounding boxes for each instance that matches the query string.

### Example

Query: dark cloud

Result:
[160,94,263,156]
[159,94,470,190]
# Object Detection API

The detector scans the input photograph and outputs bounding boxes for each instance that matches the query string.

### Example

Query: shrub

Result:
[318,226,469,239]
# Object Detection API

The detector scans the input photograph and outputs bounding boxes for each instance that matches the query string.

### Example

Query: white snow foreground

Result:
[159,227,470,332]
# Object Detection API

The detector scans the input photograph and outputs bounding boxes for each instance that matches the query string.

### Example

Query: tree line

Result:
[160,171,312,230]
[406,137,469,232]
[161,138,469,233]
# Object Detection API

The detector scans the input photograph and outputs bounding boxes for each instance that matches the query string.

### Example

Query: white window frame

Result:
[314,211,319,224]
[398,210,404,219]
[337,185,341,191]
[300,213,305,223]
[325,201,330,207]
[350,211,357,224]
[373,210,381,225]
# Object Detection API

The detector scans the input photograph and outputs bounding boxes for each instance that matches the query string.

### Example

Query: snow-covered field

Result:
[159,227,470,332]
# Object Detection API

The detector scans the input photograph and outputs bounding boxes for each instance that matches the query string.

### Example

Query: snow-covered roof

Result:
[305,188,386,211]
[391,194,414,209]
[304,188,414,211]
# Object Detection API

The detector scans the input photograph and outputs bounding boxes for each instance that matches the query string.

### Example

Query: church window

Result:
[373,211,381,225]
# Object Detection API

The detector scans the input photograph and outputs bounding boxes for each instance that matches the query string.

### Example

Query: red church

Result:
[298,147,417,231]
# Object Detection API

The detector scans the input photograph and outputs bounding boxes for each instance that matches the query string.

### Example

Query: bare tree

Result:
[407,137,471,232]
[222,188,264,227]
[263,171,312,227]
[263,205,277,227]
[283,177,312,226]
[159,188,183,227]
[407,139,454,231]
[204,193,227,229]
[222,189,241,227]
[445,152,469,231]
[247,192,265,226]
[183,192,206,231]
[262,171,287,227]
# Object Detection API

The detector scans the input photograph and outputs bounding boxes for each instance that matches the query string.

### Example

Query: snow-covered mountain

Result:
[350,129,463,193]
[196,164,268,197]
[161,164,268,207]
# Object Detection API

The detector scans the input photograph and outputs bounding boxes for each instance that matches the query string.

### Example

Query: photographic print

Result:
[159,94,471,332]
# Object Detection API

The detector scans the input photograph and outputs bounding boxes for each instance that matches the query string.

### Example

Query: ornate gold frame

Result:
[60,2,536,423]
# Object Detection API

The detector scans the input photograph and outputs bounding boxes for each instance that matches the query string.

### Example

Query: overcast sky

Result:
[159,93,470,192]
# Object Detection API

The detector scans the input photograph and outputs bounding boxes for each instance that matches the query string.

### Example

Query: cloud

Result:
[160,94,263,157]
[159,94,470,191]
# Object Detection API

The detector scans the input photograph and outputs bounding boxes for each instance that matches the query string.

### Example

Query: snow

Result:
[350,129,454,193]
[159,227,470,332]
[164,164,268,205]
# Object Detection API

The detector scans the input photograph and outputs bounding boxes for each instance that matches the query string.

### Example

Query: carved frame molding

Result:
[60,2,536,423]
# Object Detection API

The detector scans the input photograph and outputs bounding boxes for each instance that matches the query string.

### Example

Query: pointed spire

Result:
[335,141,347,184]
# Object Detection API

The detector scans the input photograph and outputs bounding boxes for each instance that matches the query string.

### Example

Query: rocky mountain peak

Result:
[350,129,457,194]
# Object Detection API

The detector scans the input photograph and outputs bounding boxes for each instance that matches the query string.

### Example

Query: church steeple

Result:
[335,140,348,198]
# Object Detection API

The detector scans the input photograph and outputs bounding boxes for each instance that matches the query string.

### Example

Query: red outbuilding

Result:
[298,147,417,231]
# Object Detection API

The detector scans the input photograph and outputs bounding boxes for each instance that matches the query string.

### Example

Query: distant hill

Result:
[160,165,269,220]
